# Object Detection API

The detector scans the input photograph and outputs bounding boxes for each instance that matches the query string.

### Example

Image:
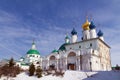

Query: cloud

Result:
[0,9,70,60]
[0,0,120,66]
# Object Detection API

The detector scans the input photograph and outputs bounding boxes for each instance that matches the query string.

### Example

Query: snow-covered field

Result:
[63,70,120,80]
[0,72,62,80]
[0,70,120,80]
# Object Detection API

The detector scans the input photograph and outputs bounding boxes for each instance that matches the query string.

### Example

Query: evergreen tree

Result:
[1,58,21,77]
[115,64,119,70]
[36,66,42,78]
[29,63,35,76]
[9,58,14,67]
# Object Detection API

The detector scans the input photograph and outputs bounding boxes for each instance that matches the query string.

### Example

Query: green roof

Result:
[65,35,70,39]
[21,63,29,66]
[20,57,24,59]
[51,49,58,53]
[27,49,40,55]
[59,43,69,51]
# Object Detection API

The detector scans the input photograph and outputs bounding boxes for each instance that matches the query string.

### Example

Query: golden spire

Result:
[82,16,90,30]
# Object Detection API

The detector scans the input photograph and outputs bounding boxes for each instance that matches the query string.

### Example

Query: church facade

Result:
[41,19,111,71]
[17,18,112,71]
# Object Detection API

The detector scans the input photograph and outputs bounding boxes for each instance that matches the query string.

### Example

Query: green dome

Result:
[51,49,58,53]
[20,57,24,59]
[27,49,40,55]
[59,43,69,51]
[65,35,70,39]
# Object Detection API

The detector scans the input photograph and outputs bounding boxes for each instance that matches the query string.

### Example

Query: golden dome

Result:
[82,19,90,30]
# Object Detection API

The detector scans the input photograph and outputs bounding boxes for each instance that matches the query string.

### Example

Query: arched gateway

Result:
[49,55,56,70]
[67,52,76,70]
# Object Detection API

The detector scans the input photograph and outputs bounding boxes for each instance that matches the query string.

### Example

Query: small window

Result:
[90,43,92,47]
[79,46,81,48]
[36,62,39,64]
[29,55,32,57]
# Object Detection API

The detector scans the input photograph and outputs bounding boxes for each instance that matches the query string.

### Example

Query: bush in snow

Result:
[35,66,42,78]
[29,63,35,76]
[9,58,15,67]
[115,64,120,70]
[0,58,21,77]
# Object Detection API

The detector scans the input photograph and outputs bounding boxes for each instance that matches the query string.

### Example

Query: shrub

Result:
[36,66,42,78]
[0,58,21,78]
[9,58,15,67]
[115,64,119,70]
[29,63,35,76]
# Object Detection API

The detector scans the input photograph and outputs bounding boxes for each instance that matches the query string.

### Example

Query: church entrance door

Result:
[68,63,75,70]
[49,64,55,70]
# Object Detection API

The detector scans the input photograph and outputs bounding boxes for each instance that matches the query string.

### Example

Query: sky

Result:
[0,0,120,66]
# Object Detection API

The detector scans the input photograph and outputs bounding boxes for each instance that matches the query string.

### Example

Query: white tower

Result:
[31,40,36,50]
[26,40,40,63]
[71,28,77,43]
[65,34,70,43]
[89,21,97,39]
[82,19,90,40]
[97,30,104,41]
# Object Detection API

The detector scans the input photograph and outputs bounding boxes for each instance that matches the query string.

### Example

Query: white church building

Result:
[16,18,112,71]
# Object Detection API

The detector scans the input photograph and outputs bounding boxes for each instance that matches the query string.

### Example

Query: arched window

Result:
[50,56,56,60]
[68,52,76,57]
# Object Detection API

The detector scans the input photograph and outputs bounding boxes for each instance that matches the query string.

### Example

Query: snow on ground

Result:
[0,70,120,80]
[63,70,98,80]
[0,72,62,80]
[85,71,120,80]
[63,70,120,80]
[14,73,62,80]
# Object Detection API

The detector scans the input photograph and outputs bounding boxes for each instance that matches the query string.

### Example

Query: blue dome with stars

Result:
[97,30,103,37]
[89,21,96,29]
[71,28,77,35]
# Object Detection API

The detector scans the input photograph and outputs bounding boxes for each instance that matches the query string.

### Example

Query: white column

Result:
[79,58,81,70]
[76,57,78,70]
[66,57,68,70]
[57,59,59,71]
[48,59,50,69]
[41,58,42,69]
[62,58,63,70]
[78,50,81,70]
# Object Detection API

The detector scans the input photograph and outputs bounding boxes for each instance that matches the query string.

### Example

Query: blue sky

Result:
[0,0,120,66]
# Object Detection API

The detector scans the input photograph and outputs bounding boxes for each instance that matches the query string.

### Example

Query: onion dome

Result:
[97,30,103,37]
[27,49,40,55]
[89,21,96,29]
[20,57,24,59]
[65,34,70,39]
[71,28,77,35]
[82,19,90,30]
[27,41,40,55]
[59,43,69,51]
[51,49,58,53]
